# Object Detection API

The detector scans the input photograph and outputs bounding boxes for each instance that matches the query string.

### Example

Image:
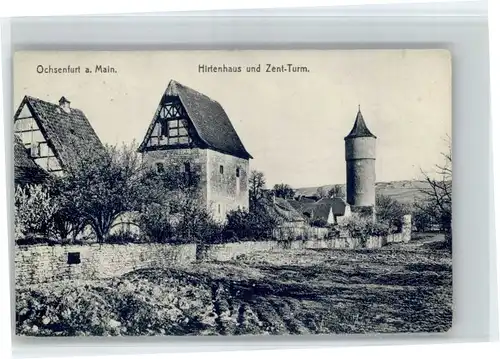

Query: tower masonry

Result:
[344,107,377,218]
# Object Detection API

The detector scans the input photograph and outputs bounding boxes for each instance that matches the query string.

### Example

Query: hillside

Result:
[295,180,432,205]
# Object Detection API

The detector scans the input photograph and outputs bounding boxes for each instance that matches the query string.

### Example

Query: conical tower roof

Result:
[344,107,377,140]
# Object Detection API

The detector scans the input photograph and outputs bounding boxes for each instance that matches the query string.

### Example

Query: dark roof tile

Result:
[139,80,252,159]
[15,95,104,171]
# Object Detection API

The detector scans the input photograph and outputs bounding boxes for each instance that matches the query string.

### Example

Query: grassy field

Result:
[16,233,452,336]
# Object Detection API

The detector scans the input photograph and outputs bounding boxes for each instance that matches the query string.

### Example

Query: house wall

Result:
[206,149,249,222]
[141,148,209,205]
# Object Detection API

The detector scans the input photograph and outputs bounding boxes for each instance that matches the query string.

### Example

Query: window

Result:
[184,162,191,173]
[218,204,221,214]
[156,162,164,173]
[30,143,40,157]
[219,165,224,174]
[67,252,81,265]
[39,142,49,157]
[48,157,61,171]
[236,168,240,178]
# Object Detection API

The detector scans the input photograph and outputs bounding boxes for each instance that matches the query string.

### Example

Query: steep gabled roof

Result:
[14,95,104,171]
[13,135,49,186]
[344,108,377,140]
[138,80,252,159]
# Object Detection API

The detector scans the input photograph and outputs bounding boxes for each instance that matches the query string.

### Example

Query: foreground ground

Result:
[16,233,452,336]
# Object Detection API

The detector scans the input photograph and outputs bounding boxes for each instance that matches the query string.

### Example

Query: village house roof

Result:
[138,80,252,159]
[13,135,48,186]
[344,108,377,139]
[261,194,307,224]
[288,197,347,221]
[14,95,104,171]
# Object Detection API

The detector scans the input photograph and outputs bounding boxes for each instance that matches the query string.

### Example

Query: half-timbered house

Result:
[138,80,252,222]
[13,95,104,176]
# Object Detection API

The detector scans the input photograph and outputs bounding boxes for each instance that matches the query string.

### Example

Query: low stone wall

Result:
[15,216,411,286]
[272,226,329,240]
[199,231,409,261]
[15,243,196,286]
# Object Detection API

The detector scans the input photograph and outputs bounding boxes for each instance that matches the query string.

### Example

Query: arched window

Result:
[156,162,164,173]
[219,165,224,174]
[236,167,240,178]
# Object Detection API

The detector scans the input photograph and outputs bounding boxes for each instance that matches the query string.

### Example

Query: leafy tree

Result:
[249,170,266,210]
[328,184,345,199]
[273,183,296,199]
[315,186,327,199]
[375,194,410,232]
[57,142,145,243]
[14,184,59,239]
[412,202,440,232]
[138,163,218,244]
[225,205,277,240]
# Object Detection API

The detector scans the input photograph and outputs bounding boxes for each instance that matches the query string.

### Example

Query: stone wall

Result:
[198,231,409,261]
[15,243,196,286]
[272,226,329,240]
[15,216,411,286]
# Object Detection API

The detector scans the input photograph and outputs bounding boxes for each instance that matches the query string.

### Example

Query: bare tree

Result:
[249,170,266,210]
[416,136,452,246]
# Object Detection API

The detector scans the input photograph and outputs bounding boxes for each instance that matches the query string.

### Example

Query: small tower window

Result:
[219,165,224,174]
[218,204,221,214]
[236,168,240,178]
[156,162,164,173]
[184,162,191,173]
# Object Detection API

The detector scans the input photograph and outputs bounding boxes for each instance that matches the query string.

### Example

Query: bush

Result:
[376,194,410,232]
[138,204,175,243]
[327,225,341,239]
[106,230,141,244]
[310,218,328,228]
[14,185,59,240]
[338,214,390,242]
[225,206,276,241]
[15,236,60,246]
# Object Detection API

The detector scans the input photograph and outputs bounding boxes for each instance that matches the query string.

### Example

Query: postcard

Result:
[12,50,452,336]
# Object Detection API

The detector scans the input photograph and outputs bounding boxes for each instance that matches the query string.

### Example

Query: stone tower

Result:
[344,106,377,218]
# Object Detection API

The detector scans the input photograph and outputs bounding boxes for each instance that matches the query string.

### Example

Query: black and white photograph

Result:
[12,50,452,336]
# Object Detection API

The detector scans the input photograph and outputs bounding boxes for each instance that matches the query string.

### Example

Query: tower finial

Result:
[358,104,360,112]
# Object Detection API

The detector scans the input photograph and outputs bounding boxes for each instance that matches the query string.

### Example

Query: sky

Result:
[13,50,451,188]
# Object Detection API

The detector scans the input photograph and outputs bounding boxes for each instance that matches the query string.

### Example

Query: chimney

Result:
[59,96,71,113]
